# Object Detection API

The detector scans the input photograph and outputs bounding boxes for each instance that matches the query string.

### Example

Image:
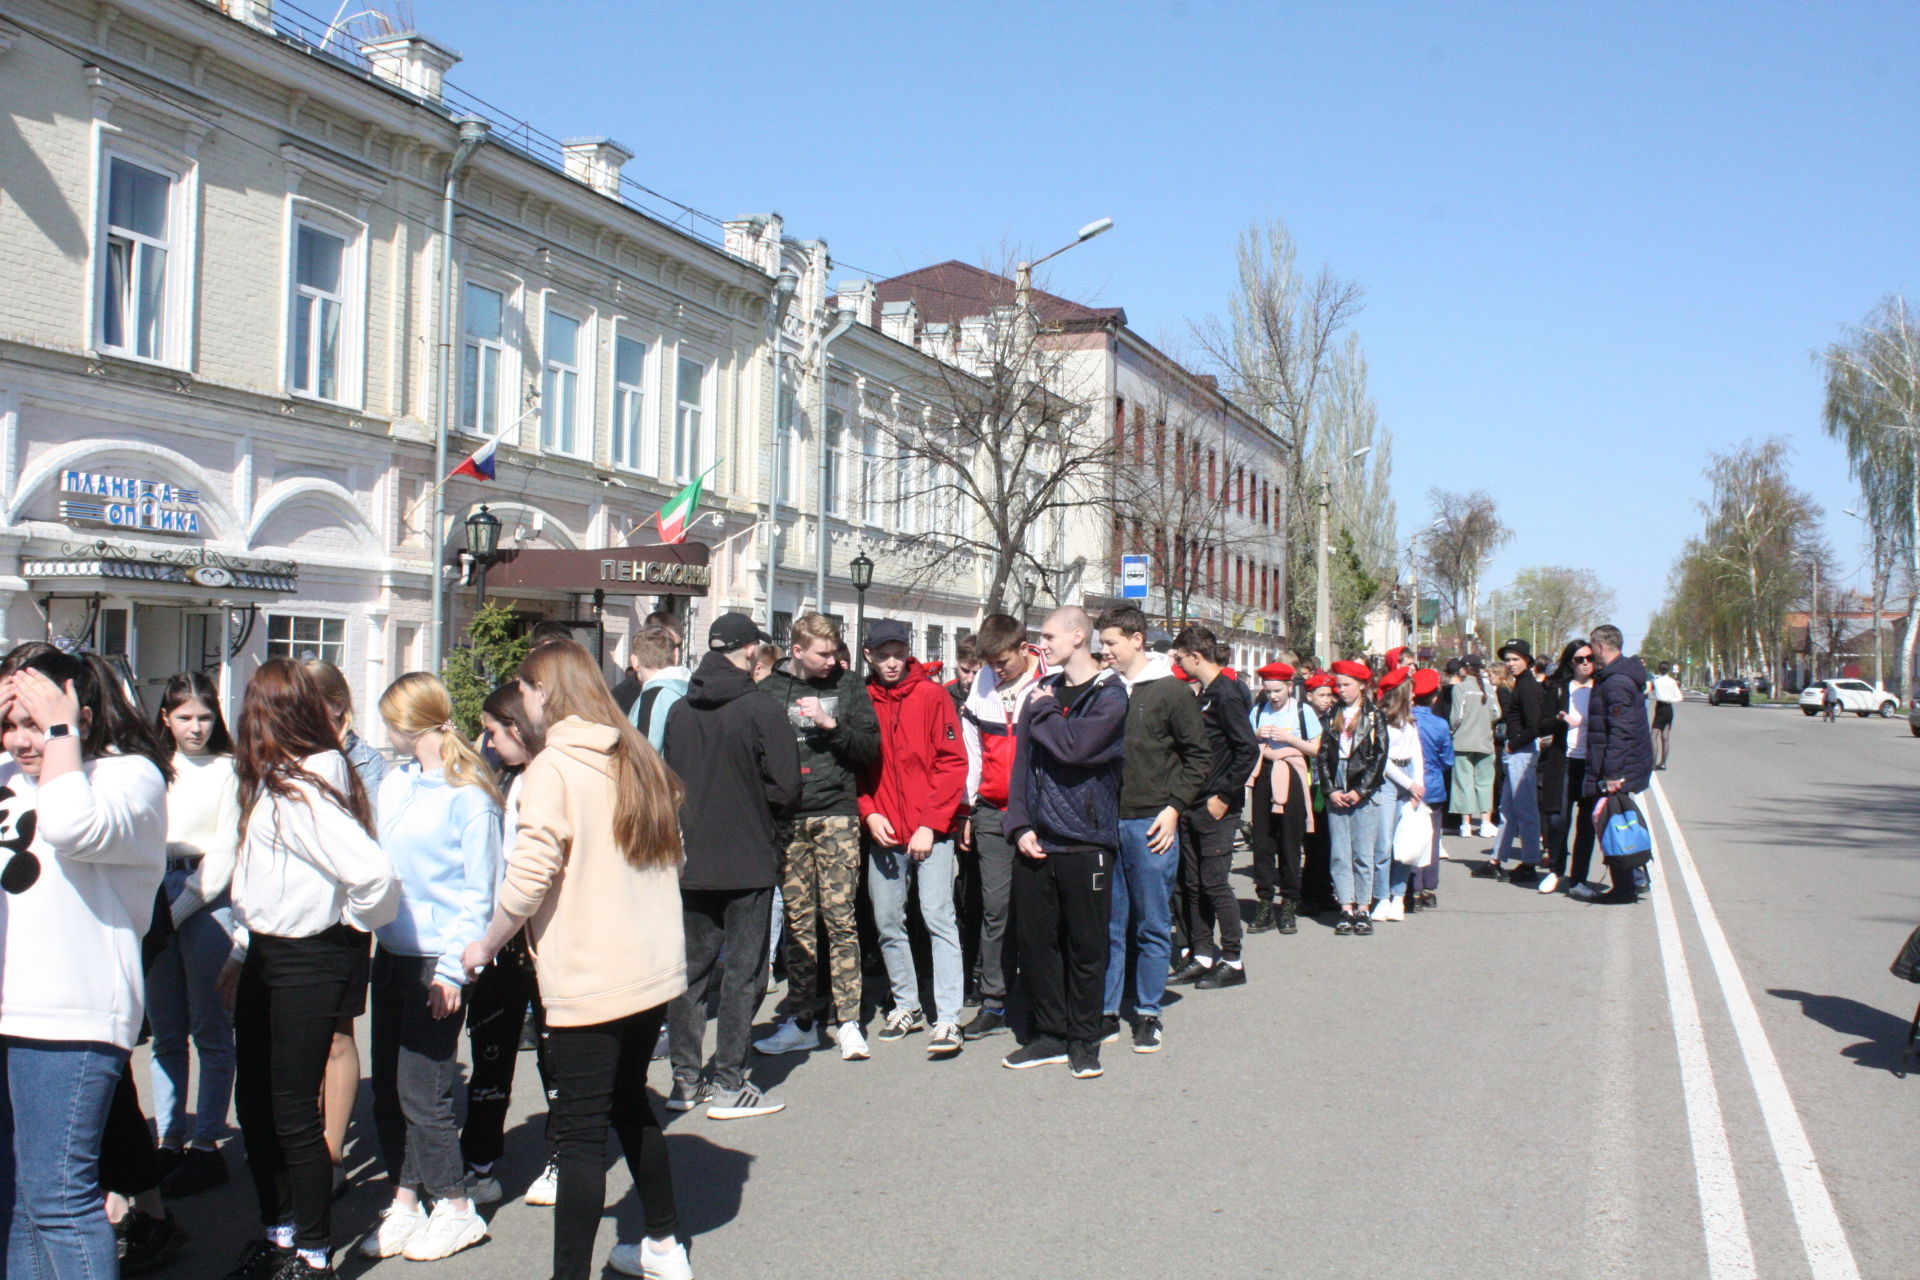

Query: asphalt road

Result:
[139,698,1919,1279]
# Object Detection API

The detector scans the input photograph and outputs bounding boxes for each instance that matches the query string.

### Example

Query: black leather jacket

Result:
[1313,698,1388,804]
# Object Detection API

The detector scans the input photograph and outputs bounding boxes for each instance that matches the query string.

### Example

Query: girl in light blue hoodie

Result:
[363,673,502,1264]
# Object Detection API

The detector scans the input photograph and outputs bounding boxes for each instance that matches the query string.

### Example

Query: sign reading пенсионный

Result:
[57,470,203,537]
[1120,554,1150,600]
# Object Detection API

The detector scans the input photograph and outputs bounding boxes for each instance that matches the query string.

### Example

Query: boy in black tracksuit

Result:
[1168,628,1260,988]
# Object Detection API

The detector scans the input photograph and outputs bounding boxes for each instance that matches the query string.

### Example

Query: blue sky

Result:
[420,0,1920,644]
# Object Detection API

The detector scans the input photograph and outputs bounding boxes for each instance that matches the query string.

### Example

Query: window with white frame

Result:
[824,409,845,517]
[859,426,879,524]
[287,221,348,399]
[776,398,798,506]
[673,356,707,482]
[541,306,584,455]
[267,614,345,665]
[612,335,650,471]
[98,155,182,363]
[460,282,506,435]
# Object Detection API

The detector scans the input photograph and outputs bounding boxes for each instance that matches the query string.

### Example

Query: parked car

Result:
[1710,678,1751,707]
[1907,693,1920,738]
[1798,678,1900,718]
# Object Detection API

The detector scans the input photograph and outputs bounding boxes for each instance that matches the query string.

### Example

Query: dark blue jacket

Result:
[1005,668,1127,852]
[1412,706,1454,800]
[1585,655,1653,797]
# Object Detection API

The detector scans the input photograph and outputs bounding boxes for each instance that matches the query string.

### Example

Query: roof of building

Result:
[874,261,1127,331]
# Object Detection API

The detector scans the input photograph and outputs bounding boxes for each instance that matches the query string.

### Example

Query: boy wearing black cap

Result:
[662,613,803,1119]
[857,620,969,1057]
[1483,638,1553,885]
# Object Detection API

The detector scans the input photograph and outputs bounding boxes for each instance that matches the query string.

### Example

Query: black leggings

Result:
[1248,766,1309,902]
[234,925,369,1252]
[1550,758,1600,884]
[99,1065,161,1197]
[546,1005,678,1280]
[460,933,549,1170]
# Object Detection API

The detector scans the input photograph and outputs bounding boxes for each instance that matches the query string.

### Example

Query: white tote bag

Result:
[1392,799,1432,868]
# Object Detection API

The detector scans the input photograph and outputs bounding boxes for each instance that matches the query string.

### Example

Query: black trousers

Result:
[461,932,548,1170]
[234,925,369,1251]
[1302,805,1334,908]
[370,950,467,1199]
[1011,847,1112,1045]
[972,805,1018,1006]
[1179,806,1244,961]
[1248,766,1309,902]
[1550,758,1601,885]
[668,887,771,1093]
[99,1063,160,1197]
[545,1005,677,1280]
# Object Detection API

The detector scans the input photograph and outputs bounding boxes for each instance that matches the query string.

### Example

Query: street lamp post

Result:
[464,505,503,610]
[850,551,874,653]
[762,265,800,622]
[1312,445,1371,664]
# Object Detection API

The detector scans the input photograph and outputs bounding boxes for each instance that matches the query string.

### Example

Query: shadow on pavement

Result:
[1696,781,1920,859]
[1768,987,1919,1075]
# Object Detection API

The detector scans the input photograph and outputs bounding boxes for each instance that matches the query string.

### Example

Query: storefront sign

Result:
[598,557,711,587]
[481,542,711,597]
[21,539,297,594]
[57,470,203,537]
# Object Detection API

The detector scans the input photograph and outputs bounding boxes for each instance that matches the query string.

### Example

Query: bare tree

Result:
[1505,566,1619,650]
[1822,293,1920,695]
[1417,489,1510,649]
[1696,438,1824,687]
[870,289,1113,617]
[1196,219,1365,640]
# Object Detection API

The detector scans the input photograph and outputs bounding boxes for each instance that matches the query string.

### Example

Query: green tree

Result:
[441,603,530,737]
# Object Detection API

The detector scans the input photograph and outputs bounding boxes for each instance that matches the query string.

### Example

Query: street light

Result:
[1014,217,1115,297]
[464,505,503,609]
[1313,445,1372,663]
[762,264,801,621]
[850,551,874,651]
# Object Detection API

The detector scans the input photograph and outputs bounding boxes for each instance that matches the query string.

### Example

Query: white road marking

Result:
[1646,829,1757,1278]
[1649,777,1862,1280]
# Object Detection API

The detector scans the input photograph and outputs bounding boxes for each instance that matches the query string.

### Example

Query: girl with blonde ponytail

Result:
[360,672,502,1262]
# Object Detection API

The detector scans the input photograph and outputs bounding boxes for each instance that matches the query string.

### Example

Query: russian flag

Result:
[449,435,498,482]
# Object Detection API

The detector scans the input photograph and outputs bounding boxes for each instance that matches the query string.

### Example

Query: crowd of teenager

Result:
[0,605,1661,1279]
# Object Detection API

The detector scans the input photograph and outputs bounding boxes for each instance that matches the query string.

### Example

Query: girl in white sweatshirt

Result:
[0,643,170,1278]
[148,671,242,1192]
[225,658,398,1280]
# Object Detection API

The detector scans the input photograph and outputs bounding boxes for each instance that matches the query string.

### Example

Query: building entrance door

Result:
[130,605,225,715]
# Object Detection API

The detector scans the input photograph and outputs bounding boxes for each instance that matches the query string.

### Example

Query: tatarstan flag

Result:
[654,467,712,544]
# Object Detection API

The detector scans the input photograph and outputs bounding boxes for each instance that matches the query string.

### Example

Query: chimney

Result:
[880,299,919,344]
[561,137,632,198]
[723,213,784,271]
[360,32,460,103]
[219,0,275,33]
[834,279,875,327]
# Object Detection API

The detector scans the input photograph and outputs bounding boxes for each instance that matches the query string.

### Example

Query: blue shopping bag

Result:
[1600,793,1654,869]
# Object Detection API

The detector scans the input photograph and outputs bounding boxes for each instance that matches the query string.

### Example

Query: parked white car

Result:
[1798,678,1900,718]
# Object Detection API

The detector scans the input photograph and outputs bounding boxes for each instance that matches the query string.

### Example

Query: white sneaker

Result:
[402,1198,487,1261]
[467,1172,503,1206]
[1376,898,1406,922]
[524,1158,558,1206]
[609,1236,695,1279]
[836,1021,870,1061]
[706,1080,785,1120]
[1537,871,1561,894]
[927,1022,963,1057]
[753,1017,821,1056]
[358,1201,425,1258]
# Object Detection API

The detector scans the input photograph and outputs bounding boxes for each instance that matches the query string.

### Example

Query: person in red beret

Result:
[1246,662,1320,935]
[1297,671,1341,910]
[1313,660,1390,935]
[1370,665,1427,921]
[1384,646,1407,673]
[1409,670,1455,908]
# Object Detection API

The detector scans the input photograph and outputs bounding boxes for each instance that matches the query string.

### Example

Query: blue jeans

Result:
[1105,816,1180,1019]
[868,840,963,1026]
[1371,791,1403,903]
[1326,792,1382,907]
[147,870,236,1147]
[1496,746,1542,863]
[0,1037,128,1280]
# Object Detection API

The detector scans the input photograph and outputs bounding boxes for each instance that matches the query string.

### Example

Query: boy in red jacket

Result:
[858,619,969,1057]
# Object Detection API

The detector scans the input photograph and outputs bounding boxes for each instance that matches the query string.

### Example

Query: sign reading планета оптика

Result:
[57,470,203,536]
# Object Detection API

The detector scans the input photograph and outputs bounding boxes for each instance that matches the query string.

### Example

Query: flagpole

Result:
[404,402,538,527]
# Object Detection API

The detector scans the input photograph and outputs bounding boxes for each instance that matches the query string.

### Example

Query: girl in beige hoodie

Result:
[462,639,690,1280]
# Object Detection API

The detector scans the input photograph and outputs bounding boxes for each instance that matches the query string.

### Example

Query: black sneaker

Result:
[121,1212,189,1276]
[664,1076,711,1112]
[1276,899,1298,934]
[223,1240,294,1280]
[1245,900,1276,933]
[160,1144,230,1198]
[1098,1013,1122,1044]
[1195,961,1246,989]
[1595,885,1641,905]
[1508,866,1542,888]
[1132,1016,1164,1053]
[1352,914,1374,936]
[270,1254,334,1279]
[961,1006,1009,1040]
[1334,912,1356,937]
[154,1146,183,1184]
[1068,1041,1103,1078]
[1167,957,1212,986]
[1470,860,1503,879]
[1001,1037,1069,1069]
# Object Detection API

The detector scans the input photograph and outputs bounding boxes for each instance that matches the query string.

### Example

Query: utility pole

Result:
[1810,557,1820,684]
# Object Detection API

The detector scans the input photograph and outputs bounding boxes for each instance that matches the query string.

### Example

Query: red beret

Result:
[1384,646,1407,670]
[923,660,944,677]
[1304,671,1335,690]
[1412,668,1441,698]
[1257,661,1295,681]
[1329,659,1373,683]
[1376,665,1410,693]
